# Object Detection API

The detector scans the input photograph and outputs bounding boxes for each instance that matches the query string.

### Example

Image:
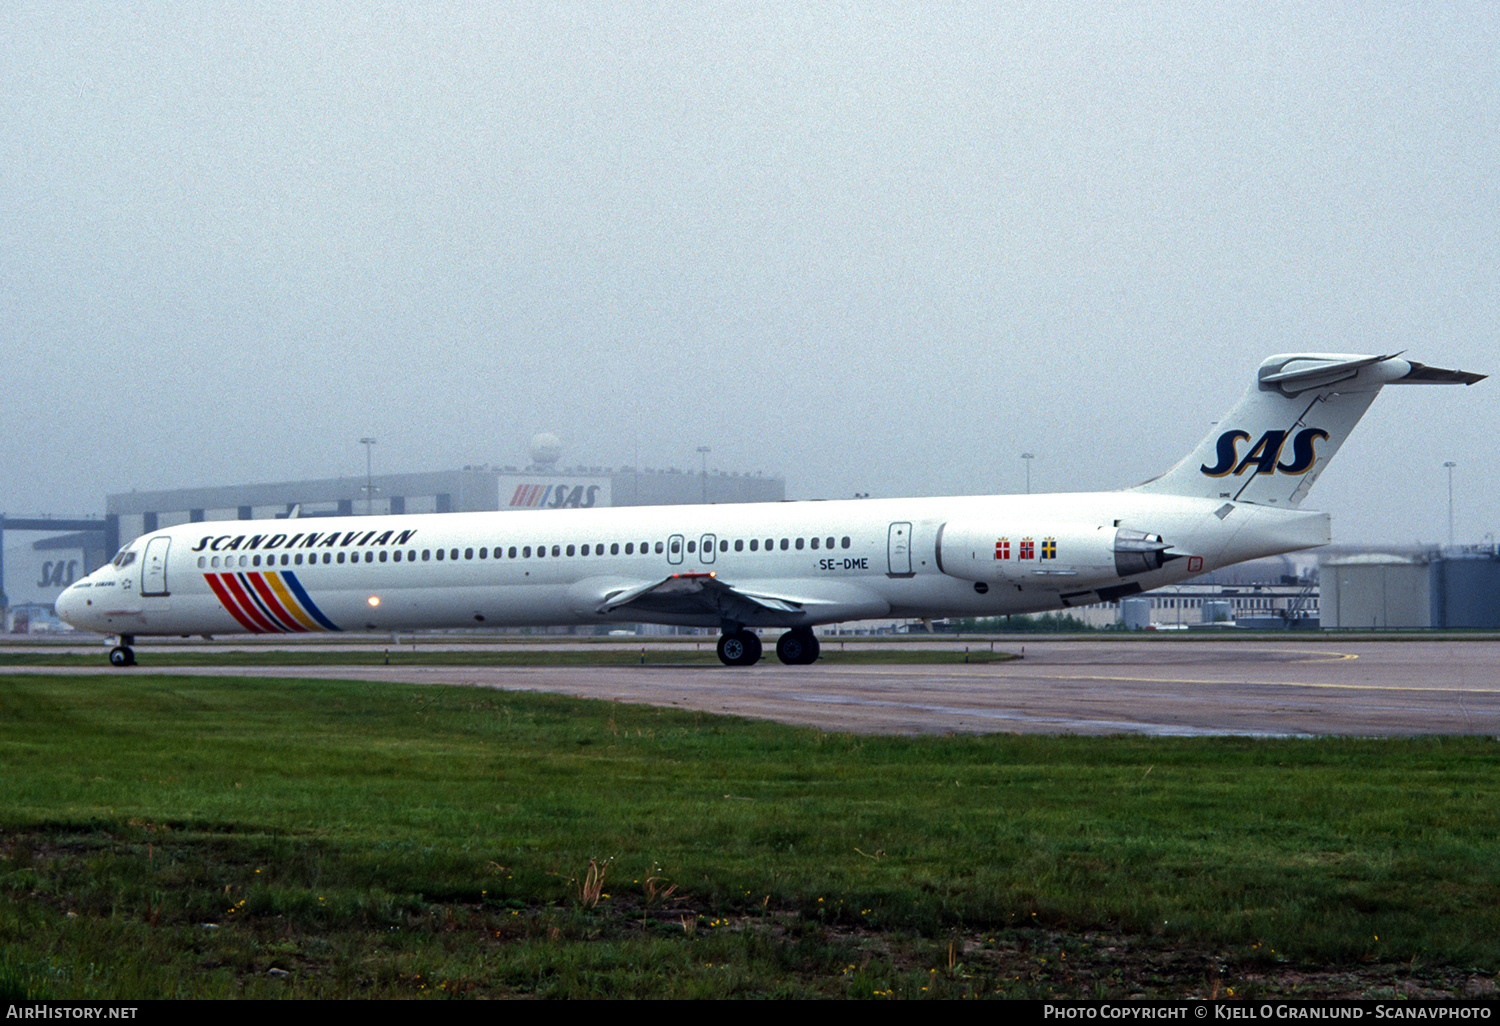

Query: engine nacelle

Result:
[936,521,1171,587]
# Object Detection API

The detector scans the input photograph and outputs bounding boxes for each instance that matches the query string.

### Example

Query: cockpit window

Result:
[111,549,138,569]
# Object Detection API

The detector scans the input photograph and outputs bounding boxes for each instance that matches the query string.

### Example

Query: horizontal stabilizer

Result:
[1256,353,1399,396]
[1394,361,1487,386]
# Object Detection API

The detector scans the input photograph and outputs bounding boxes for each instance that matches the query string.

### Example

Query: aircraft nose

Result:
[55,582,86,629]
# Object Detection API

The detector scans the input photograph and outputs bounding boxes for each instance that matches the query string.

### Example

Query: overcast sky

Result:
[3,1,1495,545]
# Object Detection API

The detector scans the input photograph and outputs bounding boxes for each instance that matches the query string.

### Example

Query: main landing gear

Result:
[774,628,819,666]
[714,627,820,666]
[109,635,137,668]
[716,629,762,666]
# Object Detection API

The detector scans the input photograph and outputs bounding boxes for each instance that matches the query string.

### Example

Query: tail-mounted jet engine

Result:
[935,522,1174,587]
[1111,528,1172,577]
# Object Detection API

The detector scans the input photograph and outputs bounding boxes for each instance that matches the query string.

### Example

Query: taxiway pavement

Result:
[10,638,1498,736]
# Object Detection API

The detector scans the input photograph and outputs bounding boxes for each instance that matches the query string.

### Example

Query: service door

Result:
[887,522,913,577]
[141,536,171,596]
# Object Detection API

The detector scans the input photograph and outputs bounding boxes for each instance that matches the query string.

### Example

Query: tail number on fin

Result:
[1200,428,1328,478]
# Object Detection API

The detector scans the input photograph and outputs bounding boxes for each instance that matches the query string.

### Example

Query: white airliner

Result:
[57,353,1482,667]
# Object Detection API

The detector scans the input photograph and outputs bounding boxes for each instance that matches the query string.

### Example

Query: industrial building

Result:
[104,464,783,544]
[1321,546,1500,629]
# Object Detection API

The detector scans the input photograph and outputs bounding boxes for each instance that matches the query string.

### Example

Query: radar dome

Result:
[528,433,563,468]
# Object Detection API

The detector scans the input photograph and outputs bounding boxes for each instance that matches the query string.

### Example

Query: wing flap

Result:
[588,573,890,627]
[597,573,804,622]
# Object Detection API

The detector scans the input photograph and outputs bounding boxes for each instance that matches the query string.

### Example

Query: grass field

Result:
[2,669,1498,999]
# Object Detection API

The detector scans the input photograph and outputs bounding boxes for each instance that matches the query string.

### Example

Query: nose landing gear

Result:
[109,636,137,668]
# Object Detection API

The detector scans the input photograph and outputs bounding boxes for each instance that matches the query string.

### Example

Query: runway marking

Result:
[997,674,1500,696]
[824,661,1500,696]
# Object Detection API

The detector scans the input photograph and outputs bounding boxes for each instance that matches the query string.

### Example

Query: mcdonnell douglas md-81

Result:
[57,353,1483,667]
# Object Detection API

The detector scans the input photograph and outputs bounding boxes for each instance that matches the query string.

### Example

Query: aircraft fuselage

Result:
[56,490,1326,639]
[54,352,1482,666]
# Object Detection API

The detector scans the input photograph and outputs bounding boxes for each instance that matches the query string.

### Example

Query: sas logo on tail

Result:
[1200,428,1328,478]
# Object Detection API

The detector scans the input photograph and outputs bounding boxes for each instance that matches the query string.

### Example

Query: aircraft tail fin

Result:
[1131,353,1484,508]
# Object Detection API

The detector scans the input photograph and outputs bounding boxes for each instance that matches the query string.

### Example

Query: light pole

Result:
[1443,461,1456,547]
[697,446,711,503]
[1021,453,1035,495]
[360,437,378,515]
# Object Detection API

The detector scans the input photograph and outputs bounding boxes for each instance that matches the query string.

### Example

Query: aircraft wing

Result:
[596,573,804,622]
[586,573,889,627]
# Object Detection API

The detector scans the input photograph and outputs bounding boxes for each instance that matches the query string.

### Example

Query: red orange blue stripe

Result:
[203,571,341,633]
[509,484,553,508]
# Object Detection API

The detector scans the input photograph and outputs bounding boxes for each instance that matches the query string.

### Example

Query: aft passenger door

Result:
[887,522,913,577]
